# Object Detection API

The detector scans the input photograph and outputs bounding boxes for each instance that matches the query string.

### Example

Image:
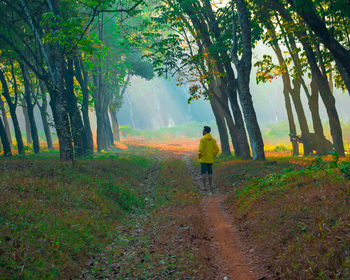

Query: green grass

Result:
[0,152,152,279]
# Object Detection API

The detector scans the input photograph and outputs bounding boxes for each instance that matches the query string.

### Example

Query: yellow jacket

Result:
[198,133,219,163]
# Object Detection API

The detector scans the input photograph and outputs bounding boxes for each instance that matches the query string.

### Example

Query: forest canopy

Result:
[0,0,349,160]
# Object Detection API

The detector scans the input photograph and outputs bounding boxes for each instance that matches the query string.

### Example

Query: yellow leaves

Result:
[144,50,153,55]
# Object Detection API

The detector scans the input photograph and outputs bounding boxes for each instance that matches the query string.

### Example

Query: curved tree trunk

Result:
[0,68,25,155]
[290,84,313,155]
[20,62,40,154]
[232,0,265,160]
[225,79,251,159]
[309,77,324,138]
[0,97,12,146]
[283,89,299,155]
[0,116,11,156]
[74,57,94,153]
[49,90,73,161]
[22,98,32,145]
[64,59,88,157]
[211,96,231,156]
[38,82,54,150]
[103,102,114,147]
[302,41,345,156]
[109,107,121,142]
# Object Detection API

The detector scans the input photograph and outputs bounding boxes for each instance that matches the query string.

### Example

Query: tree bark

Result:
[302,39,345,156]
[0,97,12,146]
[109,107,121,142]
[103,107,114,147]
[64,58,88,157]
[20,62,40,154]
[211,97,231,156]
[0,68,25,155]
[290,83,313,155]
[22,98,32,145]
[38,82,54,150]
[0,116,11,156]
[232,0,265,160]
[74,57,94,152]
[335,57,350,95]
[309,77,324,138]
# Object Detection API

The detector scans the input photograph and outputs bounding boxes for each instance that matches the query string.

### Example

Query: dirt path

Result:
[185,156,262,280]
[202,194,258,280]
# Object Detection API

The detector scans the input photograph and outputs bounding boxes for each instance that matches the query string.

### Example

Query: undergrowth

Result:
[224,153,350,279]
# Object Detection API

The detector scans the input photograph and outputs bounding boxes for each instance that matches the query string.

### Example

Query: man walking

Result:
[198,126,219,194]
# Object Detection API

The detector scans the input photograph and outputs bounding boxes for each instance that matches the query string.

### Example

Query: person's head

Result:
[203,126,211,135]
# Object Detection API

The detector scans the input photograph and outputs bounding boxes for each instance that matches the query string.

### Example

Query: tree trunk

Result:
[64,59,88,157]
[212,91,244,157]
[309,77,325,138]
[232,0,265,160]
[103,103,114,147]
[201,0,251,159]
[38,82,54,150]
[22,98,32,145]
[225,75,251,159]
[0,68,25,155]
[302,40,345,156]
[210,98,231,156]
[269,35,299,155]
[20,62,40,154]
[0,116,11,156]
[74,57,94,152]
[46,50,74,161]
[49,89,73,161]
[0,97,12,146]
[290,84,313,155]
[283,89,299,155]
[335,57,350,95]
[109,107,121,142]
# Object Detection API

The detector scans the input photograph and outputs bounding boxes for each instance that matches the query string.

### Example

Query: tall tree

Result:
[232,0,265,160]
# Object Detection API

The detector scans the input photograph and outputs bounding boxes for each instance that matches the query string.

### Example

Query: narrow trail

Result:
[185,156,261,280]
[202,195,257,280]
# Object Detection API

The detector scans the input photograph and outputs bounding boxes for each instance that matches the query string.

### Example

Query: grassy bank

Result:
[0,151,151,279]
[216,155,350,279]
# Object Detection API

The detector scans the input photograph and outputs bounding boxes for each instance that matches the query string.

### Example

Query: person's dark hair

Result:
[203,126,211,133]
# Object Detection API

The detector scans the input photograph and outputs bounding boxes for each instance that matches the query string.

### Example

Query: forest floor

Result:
[0,139,349,279]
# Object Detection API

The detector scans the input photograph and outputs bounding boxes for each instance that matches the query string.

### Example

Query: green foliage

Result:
[99,182,143,211]
[339,161,350,179]
[234,155,348,200]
